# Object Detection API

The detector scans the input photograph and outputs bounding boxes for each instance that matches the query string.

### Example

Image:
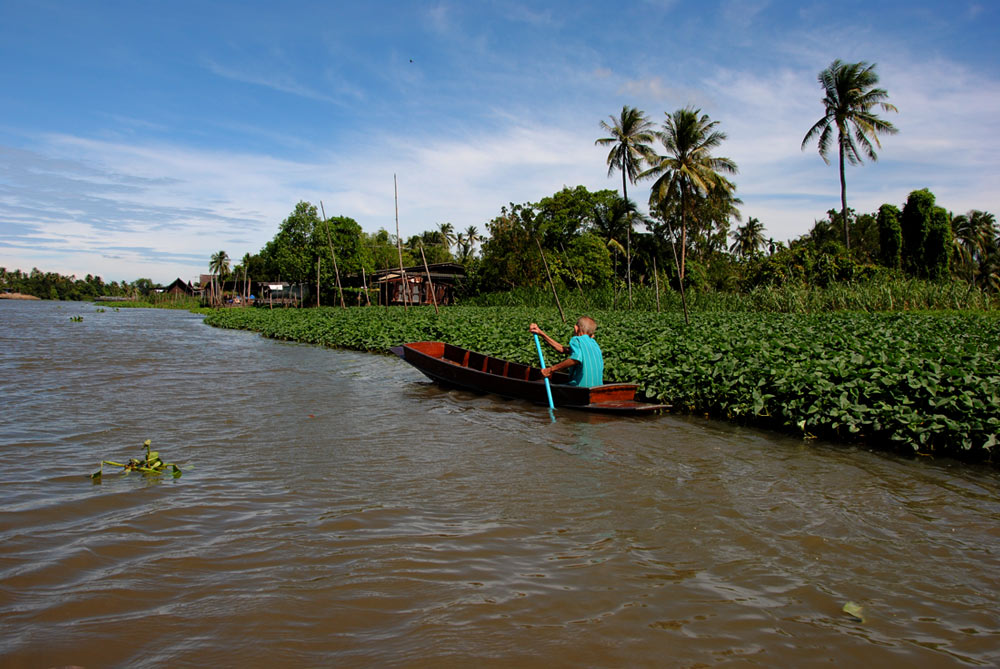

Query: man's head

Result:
[575,316,597,336]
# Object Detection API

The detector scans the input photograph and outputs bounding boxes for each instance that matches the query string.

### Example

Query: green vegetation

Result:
[205,306,1000,464]
[1,268,153,301]
[91,439,182,481]
[801,59,898,250]
[6,59,999,466]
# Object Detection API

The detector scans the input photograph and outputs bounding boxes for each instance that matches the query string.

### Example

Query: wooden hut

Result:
[162,278,195,297]
[256,282,310,307]
[371,263,466,306]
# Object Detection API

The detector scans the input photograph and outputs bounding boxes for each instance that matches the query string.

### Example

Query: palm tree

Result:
[455,233,468,262]
[436,222,456,253]
[802,59,898,251]
[463,225,481,257]
[642,107,738,323]
[209,250,229,306]
[953,210,998,284]
[729,216,766,259]
[596,106,657,305]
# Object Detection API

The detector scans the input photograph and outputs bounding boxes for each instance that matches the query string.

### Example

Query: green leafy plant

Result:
[69,315,83,322]
[91,439,182,481]
[203,306,1000,463]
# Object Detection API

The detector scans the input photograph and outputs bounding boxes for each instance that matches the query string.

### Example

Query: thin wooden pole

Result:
[419,242,439,314]
[560,243,585,296]
[653,255,661,313]
[627,227,632,309]
[536,236,565,324]
[394,174,408,311]
[316,257,321,308]
[320,201,346,309]
[664,218,689,325]
[361,266,371,306]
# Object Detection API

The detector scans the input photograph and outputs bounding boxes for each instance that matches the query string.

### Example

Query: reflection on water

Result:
[1,300,999,667]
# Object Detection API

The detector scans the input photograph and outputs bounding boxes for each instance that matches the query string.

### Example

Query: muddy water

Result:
[1,300,998,667]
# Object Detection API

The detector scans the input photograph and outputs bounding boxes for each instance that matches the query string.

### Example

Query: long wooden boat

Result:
[391,341,669,414]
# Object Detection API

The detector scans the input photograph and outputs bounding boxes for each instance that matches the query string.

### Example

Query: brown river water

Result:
[1,300,999,667]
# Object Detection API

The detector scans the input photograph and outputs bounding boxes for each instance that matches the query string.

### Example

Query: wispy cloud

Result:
[203,58,351,105]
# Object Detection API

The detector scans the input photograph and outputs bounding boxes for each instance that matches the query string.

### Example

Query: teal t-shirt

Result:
[567,335,604,387]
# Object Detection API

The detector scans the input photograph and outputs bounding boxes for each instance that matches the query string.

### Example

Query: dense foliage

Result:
[204,306,1000,464]
[1,267,152,301]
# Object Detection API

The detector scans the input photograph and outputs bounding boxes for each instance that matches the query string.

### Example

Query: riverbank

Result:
[0,292,41,300]
[204,306,1000,464]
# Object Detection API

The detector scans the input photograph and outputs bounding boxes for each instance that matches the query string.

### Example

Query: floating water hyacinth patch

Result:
[91,439,182,482]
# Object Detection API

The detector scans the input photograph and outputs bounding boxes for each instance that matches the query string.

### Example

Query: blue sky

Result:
[2,0,998,284]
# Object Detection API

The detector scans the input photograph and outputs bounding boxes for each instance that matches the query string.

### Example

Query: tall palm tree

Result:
[729,216,766,259]
[953,210,998,283]
[642,107,738,323]
[209,250,229,306]
[436,222,456,253]
[596,106,657,305]
[463,225,481,257]
[802,59,898,251]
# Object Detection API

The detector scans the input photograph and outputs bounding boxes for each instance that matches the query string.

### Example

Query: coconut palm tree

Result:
[436,222,456,254]
[642,107,738,323]
[802,59,898,251]
[209,250,230,306]
[729,217,766,259]
[463,225,481,256]
[596,106,657,305]
[953,210,998,284]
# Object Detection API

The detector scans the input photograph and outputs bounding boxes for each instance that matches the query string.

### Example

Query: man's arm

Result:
[529,323,566,354]
[541,356,578,378]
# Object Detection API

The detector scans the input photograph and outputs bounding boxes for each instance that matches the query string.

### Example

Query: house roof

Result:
[370,262,466,280]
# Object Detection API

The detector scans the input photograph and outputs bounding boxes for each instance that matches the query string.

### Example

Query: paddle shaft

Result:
[534,334,555,409]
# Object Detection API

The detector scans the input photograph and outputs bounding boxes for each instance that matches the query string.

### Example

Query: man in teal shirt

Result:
[529,316,604,387]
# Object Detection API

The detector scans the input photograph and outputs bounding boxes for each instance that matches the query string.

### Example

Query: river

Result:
[1,299,998,667]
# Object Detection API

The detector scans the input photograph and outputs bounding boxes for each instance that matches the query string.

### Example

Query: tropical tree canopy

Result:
[729,217,766,259]
[641,108,738,312]
[596,105,657,205]
[801,59,898,250]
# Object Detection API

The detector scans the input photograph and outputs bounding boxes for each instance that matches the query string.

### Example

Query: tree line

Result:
[5,59,997,307]
[0,268,154,301]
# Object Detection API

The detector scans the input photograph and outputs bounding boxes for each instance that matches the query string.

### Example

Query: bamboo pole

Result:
[653,255,661,313]
[559,243,585,296]
[394,174,408,311]
[536,236,565,323]
[419,242,439,314]
[664,218,689,325]
[627,223,633,309]
[320,201,346,309]
[316,257,321,308]
[361,266,371,306]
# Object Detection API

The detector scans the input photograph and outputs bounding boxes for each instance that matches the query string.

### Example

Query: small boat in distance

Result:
[391,341,669,414]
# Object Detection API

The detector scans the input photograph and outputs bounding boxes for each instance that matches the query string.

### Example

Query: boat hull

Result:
[391,342,668,414]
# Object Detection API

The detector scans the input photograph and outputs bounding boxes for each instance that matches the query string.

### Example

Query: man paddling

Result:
[529,316,604,387]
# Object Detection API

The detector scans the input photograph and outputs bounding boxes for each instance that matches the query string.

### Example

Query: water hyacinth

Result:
[205,307,1000,463]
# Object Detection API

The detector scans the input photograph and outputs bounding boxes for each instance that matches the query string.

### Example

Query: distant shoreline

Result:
[0,293,42,300]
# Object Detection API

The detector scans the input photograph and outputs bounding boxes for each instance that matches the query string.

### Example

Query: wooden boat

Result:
[391,341,669,414]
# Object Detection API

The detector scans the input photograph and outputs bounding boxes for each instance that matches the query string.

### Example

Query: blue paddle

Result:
[534,333,555,411]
